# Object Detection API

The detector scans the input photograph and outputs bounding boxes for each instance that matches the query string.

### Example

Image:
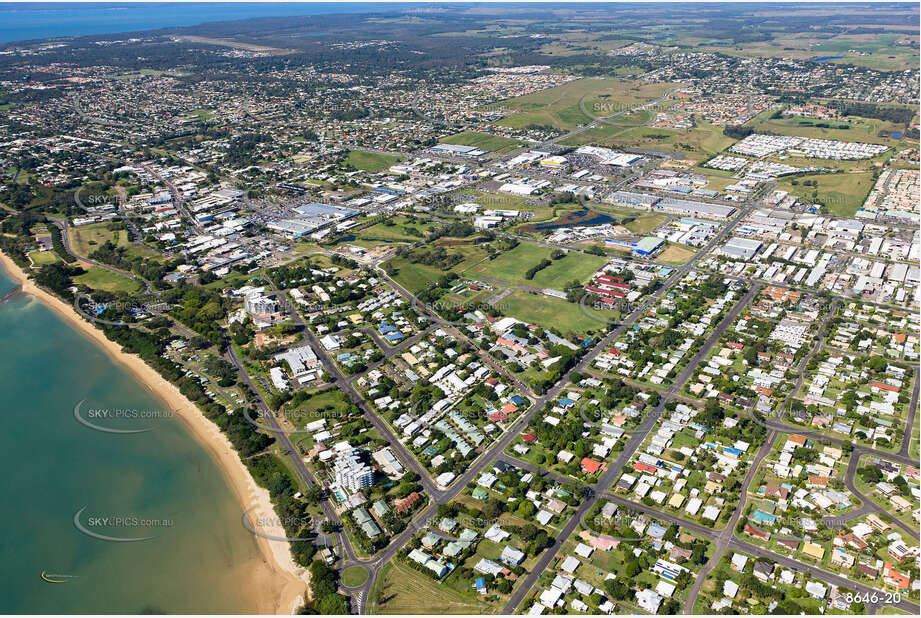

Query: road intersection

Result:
[199,133,919,615]
[247,189,919,614]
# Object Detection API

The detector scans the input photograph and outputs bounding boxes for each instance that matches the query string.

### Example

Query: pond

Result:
[524,210,616,232]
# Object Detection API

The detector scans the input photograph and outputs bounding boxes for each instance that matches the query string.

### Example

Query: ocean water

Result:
[0,2,407,43]
[0,265,270,613]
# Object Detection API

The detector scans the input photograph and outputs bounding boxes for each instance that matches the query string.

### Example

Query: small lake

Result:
[527,210,616,232]
[333,234,400,244]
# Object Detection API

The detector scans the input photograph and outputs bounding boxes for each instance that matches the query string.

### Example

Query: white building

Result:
[636,589,662,613]
[333,447,374,492]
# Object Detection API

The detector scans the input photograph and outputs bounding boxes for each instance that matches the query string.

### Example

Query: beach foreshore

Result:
[0,251,308,614]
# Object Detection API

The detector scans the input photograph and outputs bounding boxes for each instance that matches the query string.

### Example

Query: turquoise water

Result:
[0,2,408,43]
[0,265,268,613]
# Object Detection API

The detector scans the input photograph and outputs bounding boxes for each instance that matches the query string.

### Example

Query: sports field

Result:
[27,250,59,267]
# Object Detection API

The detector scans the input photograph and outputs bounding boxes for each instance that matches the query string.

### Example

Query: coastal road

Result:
[52,219,153,294]
[225,344,359,564]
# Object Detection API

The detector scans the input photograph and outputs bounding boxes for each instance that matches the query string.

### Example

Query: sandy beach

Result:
[0,251,308,614]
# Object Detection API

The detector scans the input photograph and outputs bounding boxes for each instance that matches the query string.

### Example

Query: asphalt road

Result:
[216,161,917,615]
[225,343,358,563]
[53,219,153,294]
[496,201,763,613]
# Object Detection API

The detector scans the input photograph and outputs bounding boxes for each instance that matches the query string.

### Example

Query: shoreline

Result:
[0,251,308,615]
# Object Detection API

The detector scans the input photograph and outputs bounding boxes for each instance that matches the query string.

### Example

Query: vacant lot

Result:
[529,251,607,289]
[346,150,401,172]
[501,289,608,336]
[564,122,736,162]
[624,214,667,234]
[354,216,433,243]
[684,32,919,71]
[467,242,605,289]
[749,113,904,145]
[370,562,485,614]
[777,171,875,216]
[658,243,696,265]
[70,223,130,258]
[388,244,488,293]
[467,242,549,284]
[496,78,677,132]
[439,131,525,155]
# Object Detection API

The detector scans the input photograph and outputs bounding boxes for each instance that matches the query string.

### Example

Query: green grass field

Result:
[467,242,549,284]
[370,561,486,614]
[70,223,130,258]
[438,131,525,155]
[777,171,875,216]
[467,242,606,289]
[388,257,446,293]
[27,250,59,267]
[529,252,607,289]
[353,216,432,243]
[624,214,667,234]
[281,389,351,431]
[346,150,401,172]
[562,121,735,162]
[341,566,369,588]
[500,289,608,336]
[73,266,143,294]
[495,78,677,132]
[388,244,489,293]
